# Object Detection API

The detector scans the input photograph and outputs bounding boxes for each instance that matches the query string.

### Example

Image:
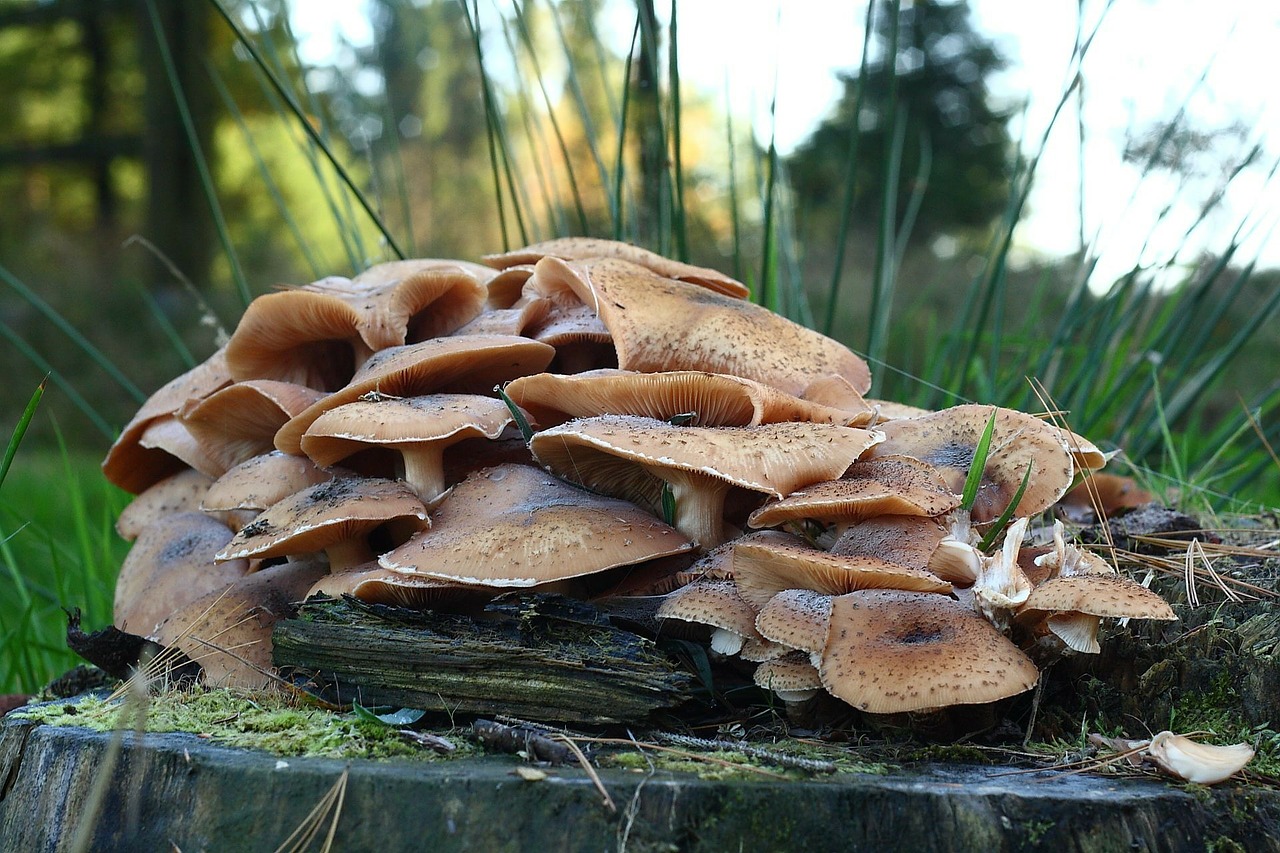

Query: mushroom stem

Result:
[324,539,376,573]
[400,443,448,503]
[669,475,732,550]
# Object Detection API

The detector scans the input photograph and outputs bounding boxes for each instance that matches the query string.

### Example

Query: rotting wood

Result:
[272,595,692,724]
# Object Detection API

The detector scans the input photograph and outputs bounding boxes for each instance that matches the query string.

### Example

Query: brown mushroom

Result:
[531,257,872,396]
[202,451,337,514]
[378,463,692,587]
[656,579,762,656]
[116,469,216,541]
[818,589,1039,714]
[753,651,824,703]
[300,394,521,503]
[216,477,429,572]
[178,380,325,476]
[1017,573,1175,654]
[530,415,882,548]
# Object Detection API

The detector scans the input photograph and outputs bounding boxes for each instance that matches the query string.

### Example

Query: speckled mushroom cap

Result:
[116,469,215,541]
[1051,426,1110,471]
[201,451,336,513]
[754,588,834,657]
[154,558,329,691]
[732,531,952,609]
[531,257,872,396]
[818,589,1039,714]
[178,380,325,476]
[336,258,490,348]
[273,335,556,454]
[831,514,952,570]
[300,394,520,503]
[114,511,251,637]
[530,414,883,548]
[753,651,824,701]
[483,237,750,299]
[1020,575,1176,621]
[656,578,762,655]
[866,404,1075,524]
[216,477,429,572]
[748,456,960,531]
[102,347,232,494]
[505,369,871,430]
[378,463,693,587]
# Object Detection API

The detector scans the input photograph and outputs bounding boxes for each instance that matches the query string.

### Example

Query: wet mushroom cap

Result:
[378,463,692,587]
[533,257,872,396]
[818,589,1039,714]
[748,456,960,530]
[732,532,952,609]
[866,404,1075,523]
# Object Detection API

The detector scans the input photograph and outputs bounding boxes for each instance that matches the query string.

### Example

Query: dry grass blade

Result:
[274,768,349,853]
[1115,548,1273,600]
[555,735,616,813]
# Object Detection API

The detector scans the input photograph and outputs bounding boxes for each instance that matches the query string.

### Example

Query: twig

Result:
[653,733,837,774]
[556,735,616,813]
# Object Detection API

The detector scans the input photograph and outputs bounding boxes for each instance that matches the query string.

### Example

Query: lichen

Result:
[14,689,475,761]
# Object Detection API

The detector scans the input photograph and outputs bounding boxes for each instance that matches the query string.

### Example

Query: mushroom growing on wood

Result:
[378,463,692,587]
[656,579,763,656]
[530,415,882,549]
[818,589,1039,714]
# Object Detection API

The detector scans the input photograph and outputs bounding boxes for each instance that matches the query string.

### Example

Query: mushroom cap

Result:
[202,451,336,512]
[830,514,951,571]
[224,290,367,390]
[748,456,960,530]
[484,237,750,299]
[753,651,824,700]
[484,264,535,309]
[656,579,761,654]
[338,258,490,348]
[867,404,1075,523]
[378,463,692,587]
[732,532,952,609]
[178,380,326,475]
[505,369,869,430]
[1019,575,1176,621]
[300,394,518,466]
[154,558,329,690]
[216,477,429,564]
[1051,426,1111,471]
[754,588,834,656]
[818,589,1039,714]
[865,398,934,422]
[116,469,215,541]
[273,334,556,454]
[102,347,232,494]
[533,257,871,396]
[114,512,251,637]
[531,414,883,512]
[137,416,222,479]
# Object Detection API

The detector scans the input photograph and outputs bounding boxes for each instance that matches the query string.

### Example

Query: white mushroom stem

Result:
[665,473,733,550]
[400,442,449,504]
[972,516,1032,626]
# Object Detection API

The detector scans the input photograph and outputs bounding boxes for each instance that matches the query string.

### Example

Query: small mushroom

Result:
[202,451,337,514]
[178,380,325,475]
[753,651,824,703]
[656,579,764,656]
[754,588,834,659]
[300,394,522,503]
[1017,573,1175,654]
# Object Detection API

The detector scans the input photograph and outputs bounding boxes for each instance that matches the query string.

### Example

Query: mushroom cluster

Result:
[103,239,1174,719]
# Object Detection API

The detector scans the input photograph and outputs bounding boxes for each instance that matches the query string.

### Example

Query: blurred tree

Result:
[788,0,1014,243]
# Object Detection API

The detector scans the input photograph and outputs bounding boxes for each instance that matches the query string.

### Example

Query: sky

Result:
[290,0,1280,287]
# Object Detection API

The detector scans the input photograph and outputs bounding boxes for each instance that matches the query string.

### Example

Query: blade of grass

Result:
[0,380,45,492]
[960,408,999,512]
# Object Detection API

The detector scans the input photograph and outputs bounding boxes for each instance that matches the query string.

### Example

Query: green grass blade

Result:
[978,461,1033,552]
[668,1,688,261]
[960,408,999,512]
[494,384,534,444]
[0,380,45,492]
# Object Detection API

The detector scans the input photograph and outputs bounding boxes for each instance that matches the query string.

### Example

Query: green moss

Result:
[14,689,475,761]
